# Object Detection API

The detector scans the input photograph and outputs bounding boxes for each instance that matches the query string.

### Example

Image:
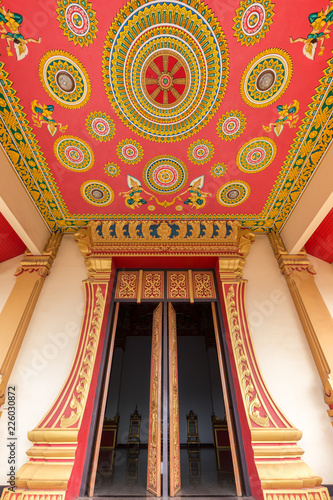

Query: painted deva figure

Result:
[120,175,149,209]
[290,1,333,59]
[0,5,41,60]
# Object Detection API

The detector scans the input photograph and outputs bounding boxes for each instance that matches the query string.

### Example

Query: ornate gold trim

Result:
[75,221,255,262]
[169,303,181,496]
[147,303,162,496]
[60,284,105,428]
[220,278,323,491]
[225,285,270,428]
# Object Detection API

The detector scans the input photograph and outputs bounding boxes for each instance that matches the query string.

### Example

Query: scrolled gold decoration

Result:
[169,303,181,496]
[156,221,172,239]
[115,272,138,299]
[60,284,105,428]
[143,272,163,299]
[89,220,245,243]
[226,285,270,428]
[147,303,162,496]
[168,272,188,299]
[193,272,216,299]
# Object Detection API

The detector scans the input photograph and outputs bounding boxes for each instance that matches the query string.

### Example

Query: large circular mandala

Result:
[237,137,276,173]
[39,51,91,109]
[217,181,250,206]
[54,135,94,171]
[86,111,115,142]
[116,139,143,164]
[233,0,274,46]
[188,140,214,164]
[57,0,98,47]
[102,0,229,142]
[143,156,188,194]
[241,49,292,108]
[81,180,114,206]
[217,110,246,141]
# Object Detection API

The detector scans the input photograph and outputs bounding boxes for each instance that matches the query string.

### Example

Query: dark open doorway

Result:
[87,294,242,497]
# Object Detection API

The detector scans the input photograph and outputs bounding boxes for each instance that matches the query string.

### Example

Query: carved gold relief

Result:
[167,272,189,299]
[147,303,162,496]
[143,272,164,299]
[115,272,138,299]
[193,272,216,299]
[168,303,181,496]
[15,232,62,277]
[60,284,105,428]
[225,285,270,428]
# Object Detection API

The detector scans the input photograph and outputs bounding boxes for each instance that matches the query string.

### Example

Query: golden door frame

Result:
[4,220,328,500]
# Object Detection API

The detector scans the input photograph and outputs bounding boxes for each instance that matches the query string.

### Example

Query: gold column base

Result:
[252,429,322,490]
[1,490,66,500]
[263,486,330,500]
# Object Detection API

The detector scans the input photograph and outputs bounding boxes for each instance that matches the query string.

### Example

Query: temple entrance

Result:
[89,285,241,497]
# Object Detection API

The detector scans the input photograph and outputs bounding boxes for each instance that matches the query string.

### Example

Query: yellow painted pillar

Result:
[269,231,333,423]
[0,232,62,411]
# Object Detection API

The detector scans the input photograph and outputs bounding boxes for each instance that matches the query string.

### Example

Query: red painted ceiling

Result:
[0,0,332,258]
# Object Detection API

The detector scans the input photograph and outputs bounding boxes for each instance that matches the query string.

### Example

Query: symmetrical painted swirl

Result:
[80,180,114,206]
[217,181,250,206]
[217,110,246,141]
[237,137,276,173]
[57,0,98,47]
[86,111,115,142]
[143,156,188,194]
[116,139,144,164]
[39,51,91,109]
[54,135,94,171]
[241,49,292,108]
[188,140,214,164]
[233,0,274,46]
[102,0,229,142]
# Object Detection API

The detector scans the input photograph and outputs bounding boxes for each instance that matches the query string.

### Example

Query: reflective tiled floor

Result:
[94,447,236,497]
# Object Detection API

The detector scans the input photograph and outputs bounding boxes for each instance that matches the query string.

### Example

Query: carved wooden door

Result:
[146,303,163,496]
[168,303,181,496]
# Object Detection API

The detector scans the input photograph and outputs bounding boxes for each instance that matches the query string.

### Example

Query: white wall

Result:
[0,254,23,314]
[308,254,333,318]
[0,235,87,485]
[243,235,333,485]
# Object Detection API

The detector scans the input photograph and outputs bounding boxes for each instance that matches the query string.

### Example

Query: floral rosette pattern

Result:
[217,110,246,141]
[233,0,274,46]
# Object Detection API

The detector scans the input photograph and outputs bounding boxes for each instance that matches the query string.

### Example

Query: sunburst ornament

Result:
[241,49,293,108]
[143,155,188,194]
[233,0,274,46]
[39,51,91,109]
[217,111,246,141]
[104,163,120,177]
[102,0,229,142]
[211,163,227,178]
[116,139,143,164]
[86,111,115,142]
[57,0,98,47]
[54,135,94,171]
[188,140,214,164]
[217,181,250,206]
[81,180,114,206]
[237,137,276,173]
